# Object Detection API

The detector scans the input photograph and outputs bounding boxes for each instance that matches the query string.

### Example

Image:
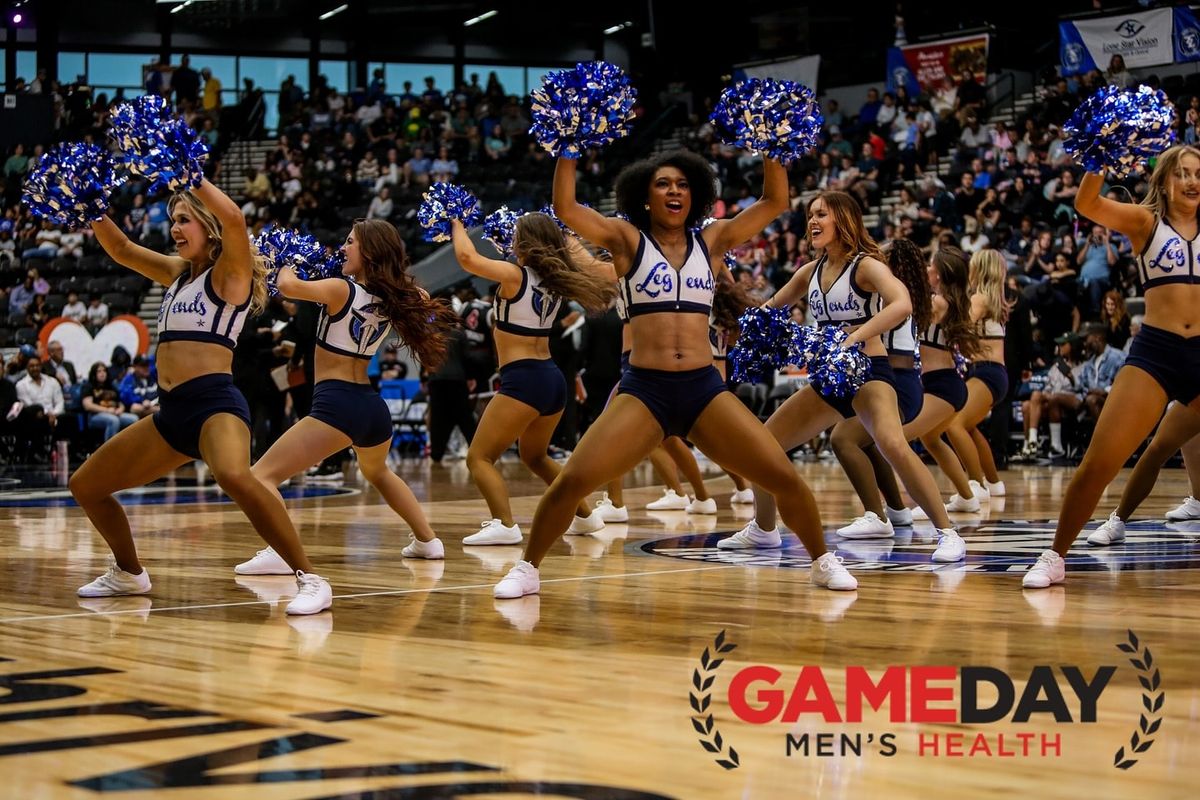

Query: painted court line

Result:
[0,563,742,623]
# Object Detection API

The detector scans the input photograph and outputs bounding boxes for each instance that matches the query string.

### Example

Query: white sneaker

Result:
[910,505,930,521]
[836,511,895,539]
[885,505,913,527]
[810,552,858,591]
[686,497,718,515]
[647,489,689,510]
[1022,550,1066,588]
[1165,495,1200,521]
[730,488,755,504]
[969,480,990,501]
[285,571,332,615]
[234,546,293,575]
[595,493,629,522]
[463,519,523,545]
[77,558,151,597]
[717,520,782,549]
[567,509,606,535]
[985,480,1006,497]
[401,534,445,559]
[493,560,540,598]
[945,493,982,513]
[932,528,966,562]
[1086,512,1126,547]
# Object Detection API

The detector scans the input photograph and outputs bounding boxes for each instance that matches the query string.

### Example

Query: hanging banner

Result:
[898,34,989,92]
[1059,9,1174,75]
[1174,5,1200,64]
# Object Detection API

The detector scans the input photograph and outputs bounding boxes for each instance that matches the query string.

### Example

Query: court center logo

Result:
[689,629,1163,771]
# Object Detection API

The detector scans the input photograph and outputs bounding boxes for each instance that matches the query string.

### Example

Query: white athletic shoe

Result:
[463,519,523,546]
[810,553,858,591]
[985,480,1006,497]
[234,546,292,575]
[969,480,990,501]
[1165,495,1200,521]
[494,560,540,598]
[836,512,895,539]
[932,528,966,562]
[1087,512,1126,547]
[910,505,930,521]
[945,493,982,513]
[285,571,332,615]
[1022,550,1066,589]
[717,520,782,549]
[77,558,151,597]
[686,497,718,515]
[885,505,913,527]
[595,493,629,522]
[647,489,689,510]
[730,488,755,504]
[567,509,606,535]
[401,534,445,559]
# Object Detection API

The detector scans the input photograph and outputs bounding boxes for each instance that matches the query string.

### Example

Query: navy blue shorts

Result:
[819,356,894,420]
[311,380,393,447]
[922,368,968,412]
[618,364,728,439]
[499,358,567,416]
[619,351,631,375]
[893,366,924,424]
[153,373,250,459]
[1125,323,1200,404]
[967,360,1009,405]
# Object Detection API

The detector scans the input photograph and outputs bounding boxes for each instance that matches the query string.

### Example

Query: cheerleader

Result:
[494,151,856,597]
[1025,145,1200,587]
[834,244,984,537]
[72,180,330,615]
[1087,403,1200,545]
[233,220,458,576]
[450,214,614,545]
[720,191,967,562]
[943,249,1010,505]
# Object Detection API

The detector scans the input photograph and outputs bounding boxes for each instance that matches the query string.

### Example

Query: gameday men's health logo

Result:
[689,630,1163,771]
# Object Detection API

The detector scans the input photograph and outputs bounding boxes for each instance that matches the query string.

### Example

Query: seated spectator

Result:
[3,143,29,178]
[9,272,36,316]
[44,340,77,387]
[374,147,403,193]
[0,227,17,268]
[1125,314,1143,354]
[1106,54,1134,89]
[961,216,990,254]
[955,68,986,123]
[119,355,159,417]
[1100,290,1132,351]
[81,362,137,442]
[14,355,64,461]
[23,220,62,259]
[403,147,432,188]
[1021,332,1084,458]
[430,145,459,182]
[366,187,394,220]
[355,150,381,187]
[1074,323,1125,429]
[123,193,148,237]
[85,294,110,332]
[26,294,50,330]
[62,290,87,323]
[59,229,84,258]
[484,124,510,161]
[1076,223,1118,316]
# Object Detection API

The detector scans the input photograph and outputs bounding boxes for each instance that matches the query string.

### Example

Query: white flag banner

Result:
[1061,9,1174,75]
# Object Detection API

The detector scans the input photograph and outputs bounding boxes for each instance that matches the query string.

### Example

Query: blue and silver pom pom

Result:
[22,143,124,230]
[728,305,806,383]
[530,61,638,159]
[418,182,482,242]
[482,206,523,258]
[109,94,208,193]
[952,346,969,378]
[1064,85,1176,178]
[254,225,346,297]
[710,78,823,165]
[806,325,871,398]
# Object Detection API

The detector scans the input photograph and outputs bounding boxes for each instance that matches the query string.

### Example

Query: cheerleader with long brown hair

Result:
[234,219,459,580]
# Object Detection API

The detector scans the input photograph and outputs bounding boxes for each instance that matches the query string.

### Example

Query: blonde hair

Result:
[169,192,269,314]
[1141,145,1200,221]
[968,248,1009,325]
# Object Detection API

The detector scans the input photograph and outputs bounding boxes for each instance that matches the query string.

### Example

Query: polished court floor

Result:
[1,455,1198,799]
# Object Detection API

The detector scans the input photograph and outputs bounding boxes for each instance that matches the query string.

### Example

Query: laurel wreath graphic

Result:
[1113,629,1163,770]
[689,629,740,770]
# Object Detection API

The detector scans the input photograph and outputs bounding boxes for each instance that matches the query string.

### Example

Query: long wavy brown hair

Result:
[808,190,885,262]
[514,213,615,313]
[169,193,269,314]
[353,219,458,370]
[885,238,933,334]
[931,246,984,360]
[711,275,755,335]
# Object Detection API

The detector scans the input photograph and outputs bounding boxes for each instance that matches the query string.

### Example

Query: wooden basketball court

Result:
[1,458,1197,798]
